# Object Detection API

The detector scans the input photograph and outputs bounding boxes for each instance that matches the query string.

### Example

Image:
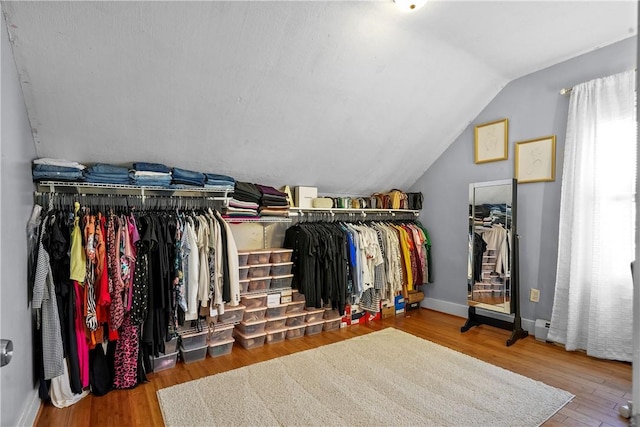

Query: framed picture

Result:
[474,118,508,164]
[514,135,556,183]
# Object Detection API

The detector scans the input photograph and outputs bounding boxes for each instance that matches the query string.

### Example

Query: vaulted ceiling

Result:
[2,1,636,195]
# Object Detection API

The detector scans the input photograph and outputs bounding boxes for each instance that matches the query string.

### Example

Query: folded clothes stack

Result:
[84,163,131,185]
[171,167,206,187]
[223,198,260,219]
[130,162,172,187]
[233,181,262,204]
[255,184,290,217]
[32,158,86,182]
[204,173,235,189]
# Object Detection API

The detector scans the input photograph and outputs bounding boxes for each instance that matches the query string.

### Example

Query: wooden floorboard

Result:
[34,308,632,427]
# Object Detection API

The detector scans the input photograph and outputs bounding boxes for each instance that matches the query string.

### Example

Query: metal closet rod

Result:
[34,192,223,211]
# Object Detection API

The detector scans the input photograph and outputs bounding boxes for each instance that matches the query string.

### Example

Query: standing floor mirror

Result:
[461,178,528,346]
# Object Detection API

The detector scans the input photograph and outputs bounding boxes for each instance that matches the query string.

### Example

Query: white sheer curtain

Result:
[548,70,636,362]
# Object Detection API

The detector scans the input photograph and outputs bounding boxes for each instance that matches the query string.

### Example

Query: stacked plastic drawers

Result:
[150,335,179,372]
[237,248,294,293]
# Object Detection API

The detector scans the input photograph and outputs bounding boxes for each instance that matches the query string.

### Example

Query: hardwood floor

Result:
[35,308,632,427]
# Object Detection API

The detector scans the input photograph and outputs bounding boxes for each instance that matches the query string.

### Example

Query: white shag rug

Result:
[157,328,573,427]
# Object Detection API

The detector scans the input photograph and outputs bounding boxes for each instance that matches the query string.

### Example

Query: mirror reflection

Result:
[468,179,514,314]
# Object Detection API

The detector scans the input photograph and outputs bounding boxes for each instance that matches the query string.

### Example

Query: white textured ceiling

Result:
[2,1,636,195]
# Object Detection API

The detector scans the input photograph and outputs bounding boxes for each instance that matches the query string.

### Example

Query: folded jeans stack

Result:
[171,167,206,187]
[130,163,172,187]
[204,173,235,189]
[84,164,131,185]
[32,158,87,182]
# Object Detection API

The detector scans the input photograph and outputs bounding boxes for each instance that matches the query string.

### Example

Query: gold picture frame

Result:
[474,118,508,164]
[514,135,556,183]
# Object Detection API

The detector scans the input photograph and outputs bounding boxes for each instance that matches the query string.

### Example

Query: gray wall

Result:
[411,36,637,327]
[1,16,38,427]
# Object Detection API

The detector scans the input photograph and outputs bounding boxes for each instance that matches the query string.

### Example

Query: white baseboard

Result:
[18,389,40,427]
[421,298,536,333]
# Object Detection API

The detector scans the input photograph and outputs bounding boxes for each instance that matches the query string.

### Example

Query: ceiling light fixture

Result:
[394,0,428,12]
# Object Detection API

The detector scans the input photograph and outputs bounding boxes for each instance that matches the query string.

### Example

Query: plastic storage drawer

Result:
[249,264,271,278]
[235,319,267,335]
[270,274,293,290]
[291,290,306,302]
[208,339,234,358]
[305,321,324,336]
[248,277,271,292]
[238,252,250,267]
[266,316,287,330]
[242,307,267,323]
[324,309,340,320]
[270,262,293,276]
[235,330,267,349]
[217,304,245,324]
[266,304,288,318]
[304,309,325,323]
[270,249,293,263]
[240,293,268,309]
[180,330,208,350]
[239,279,250,293]
[265,327,288,344]
[208,323,234,345]
[286,325,306,340]
[248,250,272,265]
[151,351,178,372]
[286,301,305,314]
[180,344,208,364]
[323,318,341,331]
[239,266,250,280]
[286,312,307,327]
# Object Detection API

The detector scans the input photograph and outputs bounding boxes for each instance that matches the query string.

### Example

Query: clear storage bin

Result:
[238,251,250,267]
[286,301,305,314]
[208,338,234,358]
[266,304,288,318]
[249,264,271,278]
[270,262,293,276]
[266,315,287,330]
[217,304,245,324]
[242,306,267,322]
[180,330,208,350]
[324,309,340,320]
[235,319,267,335]
[208,323,234,345]
[286,312,307,327]
[291,290,306,302]
[248,250,272,265]
[248,277,271,292]
[304,308,325,323]
[305,321,324,336]
[270,249,293,263]
[235,330,267,349]
[270,274,293,290]
[323,318,341,331]
[239,279,250,293]
[286,325,306,340]
[180,344,208,364]
[240,293,268,309]
[239,266,250,280]
[151,351,178,372]
[265,327,288,344]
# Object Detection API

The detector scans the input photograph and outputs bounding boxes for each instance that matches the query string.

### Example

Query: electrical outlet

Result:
[530,288,540,303]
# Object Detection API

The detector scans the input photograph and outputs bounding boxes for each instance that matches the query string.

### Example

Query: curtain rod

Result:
[560,68,637,96]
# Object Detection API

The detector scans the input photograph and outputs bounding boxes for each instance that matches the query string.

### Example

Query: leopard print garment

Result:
[113,313,138,389]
